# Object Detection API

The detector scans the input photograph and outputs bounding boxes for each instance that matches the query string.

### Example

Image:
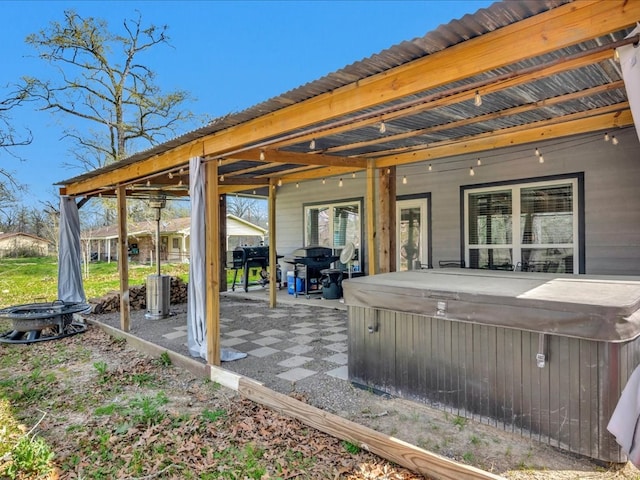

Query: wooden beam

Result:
[366,159,377,275]
[116,185,130,332]
[376,108,634,168]
[378,167,395,273]
[205,161,221,366]
[227,149,367,169]
[239,379,505,480]
[268,179,277,308]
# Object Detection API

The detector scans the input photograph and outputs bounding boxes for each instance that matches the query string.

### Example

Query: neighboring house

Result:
[0,232,50,258]
[82,214,266,263]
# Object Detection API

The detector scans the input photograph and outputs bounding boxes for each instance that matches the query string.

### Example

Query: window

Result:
[304,199,362,270]
[172,238,179,249]
[465,177,579,273]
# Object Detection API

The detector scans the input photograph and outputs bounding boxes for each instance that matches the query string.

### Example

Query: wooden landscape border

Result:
[89,318,505,480]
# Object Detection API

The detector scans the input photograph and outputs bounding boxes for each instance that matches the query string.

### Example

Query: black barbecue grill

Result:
[229,246,282,292]
[284,246,339,298]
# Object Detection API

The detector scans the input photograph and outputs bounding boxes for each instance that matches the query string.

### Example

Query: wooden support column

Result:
[268,179,277,308]
[219,194,228,292]
[366,159,377,276]
[378,166,396,273]
[205,161,221,366]
[116,185,130,332]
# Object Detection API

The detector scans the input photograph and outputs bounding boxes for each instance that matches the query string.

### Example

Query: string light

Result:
[402,175,407,184]
[277,178,282,187]
[535,147,541,157]
[309,139,316,150]
[469,166,475,176]
[179,168,184,175]
[386,168,391,174]
[339,178,343,187]
[219,174,224,182]
[322,178,326,185]
[146,179,151,186]
[474,90,482,107]
[612,136,619,145]
[168,172,174,179]
[178,179,183,186]
[218,158,222,166]
[259,150,265,161]
[253,190,256,195]
[604,133,610,142]
[296,182,299,188]
[352,172,356,178]
[539,154,544,164]
[477,158,482,166]
[428,164,432,171]
[379,121,386,134]
[614,49,620,62]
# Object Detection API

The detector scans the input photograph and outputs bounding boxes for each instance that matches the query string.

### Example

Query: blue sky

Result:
[0,0,494,206]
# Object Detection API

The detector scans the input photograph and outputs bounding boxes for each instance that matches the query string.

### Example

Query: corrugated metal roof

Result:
[58,0,635,198]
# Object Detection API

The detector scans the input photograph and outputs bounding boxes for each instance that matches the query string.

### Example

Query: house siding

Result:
[275,129,640,276]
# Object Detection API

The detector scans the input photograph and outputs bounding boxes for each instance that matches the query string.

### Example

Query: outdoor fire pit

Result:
[0,300,90,344]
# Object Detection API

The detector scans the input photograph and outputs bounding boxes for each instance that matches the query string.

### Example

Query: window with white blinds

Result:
[465,177,578,273]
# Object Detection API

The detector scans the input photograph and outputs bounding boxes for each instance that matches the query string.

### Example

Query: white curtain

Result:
[187,156,207,360]
[617,23,640,142]
[57,196,86,303]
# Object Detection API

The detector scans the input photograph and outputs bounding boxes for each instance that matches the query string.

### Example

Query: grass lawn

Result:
[0,256,265,309]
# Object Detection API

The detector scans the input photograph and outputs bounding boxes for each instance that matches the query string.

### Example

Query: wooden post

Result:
[366,159,377,276]
[116,185,130,332]
[205,161,221,366]
[378,166,396,273]
[268,178,277,308]
[219,194,228,292]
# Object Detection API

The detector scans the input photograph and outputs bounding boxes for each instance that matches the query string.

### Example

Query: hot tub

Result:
[342,269,640,463]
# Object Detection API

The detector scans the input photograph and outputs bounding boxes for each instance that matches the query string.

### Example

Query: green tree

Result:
[22,10,196,171]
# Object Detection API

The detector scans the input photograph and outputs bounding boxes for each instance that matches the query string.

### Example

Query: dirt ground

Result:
[81,294,640,479]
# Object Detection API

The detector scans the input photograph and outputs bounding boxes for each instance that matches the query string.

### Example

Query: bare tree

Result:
[21,10,196,171]
[227,195,267,227]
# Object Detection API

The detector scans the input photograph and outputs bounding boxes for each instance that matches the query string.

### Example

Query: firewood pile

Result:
[88,276,188,313]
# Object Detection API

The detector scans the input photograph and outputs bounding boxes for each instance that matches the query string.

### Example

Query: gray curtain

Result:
[57,196,86,303]
[187,156,207,360]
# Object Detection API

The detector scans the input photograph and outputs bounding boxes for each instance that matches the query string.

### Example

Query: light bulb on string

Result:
[612,136,619,145]
[253,190,256,195]
[477,158,482,166]
[539,155,544,164]
[402,175,407,185]
[259,150,265,161]
[428,164,432,171]
[474,90,482,107]
[379,121,386,134]
[277,179,282,187]
[168,172,174,179]
[352,172,356,178]
[339,178,343,187]
[296,182,299,188]
[219,174,224,182]
[322,178,326,185]
[535,147,541,157]
[309,139,316,150]
[146,179,151,187]
[178,179,183,186]
[604,133,610,142]
[469,166,475,176]
[218,158,222,166]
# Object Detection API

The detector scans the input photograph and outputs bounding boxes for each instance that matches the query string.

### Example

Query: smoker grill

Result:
[229,246,282,292]
[284,246,339,298]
